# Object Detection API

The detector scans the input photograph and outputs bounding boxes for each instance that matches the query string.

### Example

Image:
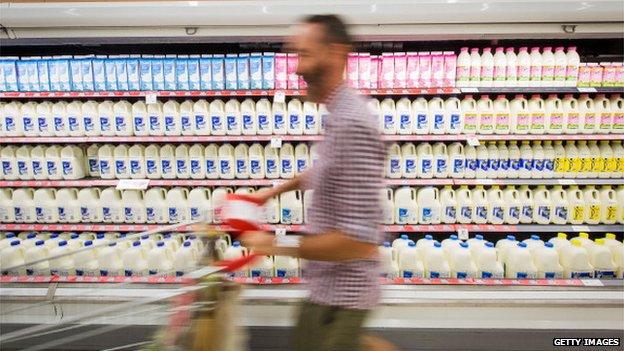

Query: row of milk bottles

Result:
[383,185,623,225]
[0,231,206,277]
[385,140,624,179]
[380,232,623,280]
[456,46,581,87]
[0,99,328,137]
[221,241,301,278]
[0,186,308,225]
[369,94,623,135]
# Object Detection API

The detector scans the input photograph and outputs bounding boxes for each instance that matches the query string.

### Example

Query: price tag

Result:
[557,179,576,185]
[274,90,286,103]
[577,87,597,93]
[145,92,158,104]
[275,228,287,236]
[571,225,590,232]
[271,179,285,187]
[457,228,469,240]
[461,88,479,93]
[476,178,493,185]
[581,279,603,287]
[116,179,150,190]
[270,137,283,148]
[466,136,480,146]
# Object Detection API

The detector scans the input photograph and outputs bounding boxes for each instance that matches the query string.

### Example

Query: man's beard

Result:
[301,67,324,103]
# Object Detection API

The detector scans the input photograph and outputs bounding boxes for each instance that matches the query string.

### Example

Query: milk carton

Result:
[471,186,488,224]
[379,242,398,278]
[60,145,86,180]
[468,48,481,86]
[432,142,448,178]
[175,144,190,179]
[33,188,57,223]
[506,48,519,86]
[279,143,295,179]
[610,94,624,132]
[598,186,618,224]
[24,240,49,276]
[249,53,263,90]
[398,143,416,179]
[264,190,280,224]
[112,144,129,179]
[398,241,424,278]
[14,145,31,180]
[280,190,303,224]
[191,99,209,136]
[561,239,594,278]
[417,187,440,224]
[234,143,249,179]
[122,189,145,224]
[424,242,451,278]
[412,97,430,134]
[97,243,123,277]
[396,98,413,135]
[162,100,181,136]
[386,143,402,179]
[485,186,504,224]
[167,188,189,223]
[5,101,25,136]
[506,242,538,278]
[247,143,265,179]
[100,187,123,223]
[428,97,446,134]
[12,188,36,223]
[66,100,84,136]
[36,101,54,137]
[262,52,275,90]
[394,187,417,224]
[123,242,148,277]
[583,186,601,225]
[73,240,99,276]
[1,146,18,180]
[249,255,273,278]
[263,144,279,179]
[160,144,176,179]
[127,144,145,179]
[475,143,488,179]
[448,142,465,178]
[456,186,474,224]
[532,185,552,224]
[416,142,434,178]
[238,54,251,90]
[207,99,225,136]
[144,144,161,179]
[256,98,273,135]
[578,94,596,134]
[456,47,471,87]
[29,145,46,180]
[441,235,462,257]
[533,242,564,279]
[177,100,194,135]
[492,47,507,87]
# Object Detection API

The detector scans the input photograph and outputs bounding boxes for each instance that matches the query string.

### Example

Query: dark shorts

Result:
[292,300,370,351]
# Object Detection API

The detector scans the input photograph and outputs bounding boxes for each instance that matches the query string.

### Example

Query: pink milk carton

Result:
[358,53,371,89]
[431,51,445,87]
[577,63,591,87]
[274,53,288,89]
[299,75,307,89]
[370,55,379,89]
[380,53,395,88]
[614,63,624,87]
[600,62,615,87]
[419,52,432,88]
[406,52,419,88]
[287,54,299,90]
[347,53,359,88]
[589,63,603,87]
[443,51,457,87]
[393,52,407,88]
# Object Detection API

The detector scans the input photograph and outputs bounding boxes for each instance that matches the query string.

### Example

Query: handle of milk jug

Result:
[411,188,417,200]
[94,188,101,197]
[434,188,439,200]
[182,188,189,197]
[159,188,167,199]
[295,190,301,201]
[387,188,393,201]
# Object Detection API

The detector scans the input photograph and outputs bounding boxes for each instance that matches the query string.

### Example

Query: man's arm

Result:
[251,171,309,203]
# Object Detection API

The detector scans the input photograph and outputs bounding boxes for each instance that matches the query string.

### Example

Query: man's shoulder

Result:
[334,88,376,127]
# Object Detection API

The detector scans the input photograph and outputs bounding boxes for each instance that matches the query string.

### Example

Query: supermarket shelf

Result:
[460,87,624,94]
[2,133,624,144]
[4,178,621,188]
[1,223,621,233]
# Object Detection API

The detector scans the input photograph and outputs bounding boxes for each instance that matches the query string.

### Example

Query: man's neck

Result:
[309,68,345,104]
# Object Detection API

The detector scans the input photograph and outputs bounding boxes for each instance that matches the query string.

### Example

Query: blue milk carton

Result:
[163,55,177,91]
[38,57,52,92]
[237,54,250,90]
[152,55,165,90]
[104,56,118,91]
[175,55,189,90]
[26,57,41,92]
[188,55,200,90]
[225,54,238,90]
[48,56,62,91]
[0,58,5,91]
[139,55,154,91]
[127,54,140,91]
[58,56,72,91]
[3,58,19,92]
[199,54,212,91]
[262,52,275,90]
[92,55,107,91]
[70,56,83,91]
[249,53,263,89]
[211,54,225,90]
[81,55,94,91]
[115,55,129,91]
[16,59,30,91]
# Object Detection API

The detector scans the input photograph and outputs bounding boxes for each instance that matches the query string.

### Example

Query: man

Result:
[243,14,394,351]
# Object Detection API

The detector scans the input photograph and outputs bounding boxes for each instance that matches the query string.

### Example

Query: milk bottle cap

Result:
[408,241,416,247]
[157,241,165,247]
[383,242,391,248]
[27,233,37,240]
[50,233,59,239]
[233,241,241,247]
[35,240,45,246]
[401,234,408,240]
[605,233,616,240]
[434,242,442,248]
[10,240,21,247]
[97,233,105,240]
[485,242,494,248]
[475,234,484,240]
[425,235,433,240]
[544,242,554,248]
[460,242,469,248]
[450,235,458,240]
[70,233,79,240]
[59,240,68,247]
[570,238,582,247]
[579,232,589,239]
[506,235,516,241]
[530,235,540,241]
[517,242,527,248]
[5,233,16,239]
[595,238,605,245]
[183,241,191,248]
[84,240,93,246]
[133,241,141,247]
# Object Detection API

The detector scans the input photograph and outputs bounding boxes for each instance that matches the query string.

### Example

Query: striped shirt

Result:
[303,83,385,310]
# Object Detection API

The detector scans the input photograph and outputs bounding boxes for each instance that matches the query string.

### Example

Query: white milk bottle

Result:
[493,47,507,87]
[442,235,462,258]
[461,95,479,134]
[264,144,279,179]
[561,239,594,278]
[475,143,488,179]
[471,186,488,224]
[486,141,499,179]
[401,143,416,179]
[516,47,531,86]
[506,242,538,278]
[416,235,437,258]
[467,234,486,258]
[248,143,265,179]
[398,241,424,278]
[545,94,564,134]
[179,100,194,135]
[222,241,248,277]
[424,242,451,278]
[16,102,34,137]
[395,187,417,224]
[587,141,601,178]
[287,98,304,135]
[36,101,54,137]
[147,101,165,136]
[417,187,440,224]
[528,94,546,134]
[225,99,242,136]
[73,240,99,276]
[518,141,533,178]
[571,232,594,250]
[468,48,481,87]
[231,143,248,179]
[497,141,510,178]
[510,94,530,134]
[278,143,295,179]
[565,46,580,87]
[591,239,617,278]
[542,141,555,178]
[448,142,465,178]
[280,190,303,224]
[412,97,430,135]
[0,233,17,249]
[318,103,330,134]
[295,143,309,175]
[159,144,175,179]
[144,188,168,224]
[25,240,49,276]
[218,143,235,179]
[598,141,614,178]
[380,189,395,224]
[531,141,545,179]
[76,188,101,222]
[396,97,413,135]
[595,94,612,134]
[52,101,69,137]
[49,241,73,276]
[480,47,494,87]
[417,142,434,179]
[566,186,585,224]
[60,145,86,180]
[82,100,100,136]
[98,243,123,276]
[380,98,397,134]
[550,186,569,224]
[303,101,319,135]
[476,242,504,278]
[163,100,182,136]
[123,241,149,277]
[256,98,273,135]
[493,95,510,134]
[132,101,149,136]
[563,141,579,178]
[529,47,542,87]
[440,186,457,224]
[456,47,471,87]
[13,188,36,223]
[502,185,521,224]
[534,242,564,279]
[144,144,161,179]
[504,47,518,86]
[387,143,402,179]
[533,185,552,224]
[210,99,226,136]
[193,99,210,135]
[274,256,300,278]
[113,100,133,136]
[122,189,146,224]
[1,146,18,180]
[44,145,62,180]
[450,242,477,278]
[579,94,596,134]
[272,100,287,135]
[477,95,494,134]
[34,188,57,223]
[523,235,545,254]
[518,185,533,224]
[112,144,129,179]
[173,241,198,276]
[541,47,555,85]
[167,188,189,223]
[432,142,448,178]
[100,187,123,223]
[495,235,518,267]
[211,187,232,223]
[487,186,505,225]
[553,47,567,87]
[445,97,462,134]
[379,242,398,278]
[264,190,280,224]
[98,100,115,136]
[562,94,580,134]
[429,97,446,134]
[610,94,624,132]
[464,144,477,178]
[188,188,212,223]
[241,98,257,135]
[56,188,80,223]
[583,185,601,225]
[0,189,14,223]
[128,144,146,179]
[599,186,617,224]
[456,185,474,224]
[577,140,591,178]
[552,141,566,178]
[203,143,218,179]
[368,98,381,131]
[186,144,205,179]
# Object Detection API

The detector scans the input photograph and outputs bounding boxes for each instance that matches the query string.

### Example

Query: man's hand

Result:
[247,188,275,205]
[240,231,276,255]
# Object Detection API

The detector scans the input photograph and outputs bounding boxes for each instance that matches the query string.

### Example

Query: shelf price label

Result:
[117,179,150,190]
[145,92,158,104]
[274,90,286,103]
[457,227,469,240]
[270,137,283,148]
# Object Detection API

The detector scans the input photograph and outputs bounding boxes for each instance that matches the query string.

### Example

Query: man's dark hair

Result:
[302,14,352,46]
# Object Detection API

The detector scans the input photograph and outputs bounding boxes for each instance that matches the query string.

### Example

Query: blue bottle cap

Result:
[59,240,68,247]
[425,234,433,240]
[408,241,416,247]
[97,233,105,239]
[71,233,79,239]
[507,235,516,241]
[485,242,494,248]
[183,241,192,247]
[544,242,554,248]
[475,234,484,240]
[518,242,527,248]
[157,241,165,247]
[383,241,391,247]
[531,235,540,240]
[233,241,240,247]
[450,235,458,240]
[133,241,141,247]
[84,240,93,246]
[10,240,20,246]
[400,234,408,240]
[460,242,469,248]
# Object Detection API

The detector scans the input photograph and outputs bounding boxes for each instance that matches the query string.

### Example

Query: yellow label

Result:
[606,206,617,221]
[593,157,605,172]
[619,157,624,173]
[581,157,593,173]
[555,158,569,172]
[605,157,618,172]
[589,205,600,221]
[572,206,585,221]
[569,158,583,173]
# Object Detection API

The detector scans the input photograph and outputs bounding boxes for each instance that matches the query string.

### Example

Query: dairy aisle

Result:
[1,1,623,351]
